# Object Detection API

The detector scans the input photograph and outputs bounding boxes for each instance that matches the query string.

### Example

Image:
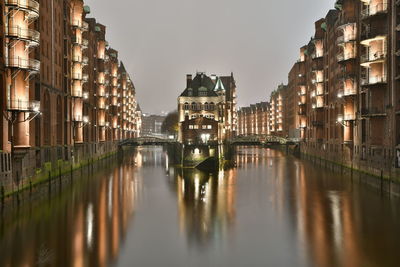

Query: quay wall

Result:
[0,141,120,198]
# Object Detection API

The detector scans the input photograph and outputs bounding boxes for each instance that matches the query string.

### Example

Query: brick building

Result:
[177,72,237,143]
[237,102,270,137]
[0,0,142,190]
[268,0,400,178]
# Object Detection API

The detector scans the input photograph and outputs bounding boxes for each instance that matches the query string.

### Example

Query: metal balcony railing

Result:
[82,57,89,65]
[338,87,357,97]
[82,39,89,49]
[336,34,356,45]
[72,73,82,80]
[5,0,39,16]
[71,20,88,30]
[360,51,386,64]
[340,113,356,121]
[7,99,40,112]
[361,2,388,19]
[5,26,40,45]
[5,57,40,72]
[71,90,83,98]
[72,56,82,63]
[337,52,356,62]
[72,115,83,122]
[361,75,387,85]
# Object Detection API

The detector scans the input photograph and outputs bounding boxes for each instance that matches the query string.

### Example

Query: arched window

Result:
[204,102,209,110]
[184,102,189,110]
[43,91,51,145]
[209,102,215,111]
[191,102,196,110]
[57,96,63,145]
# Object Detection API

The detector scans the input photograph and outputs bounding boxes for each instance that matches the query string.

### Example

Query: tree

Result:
[161,111,179,136]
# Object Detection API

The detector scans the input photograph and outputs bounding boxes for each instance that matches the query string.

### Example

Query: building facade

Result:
[141,114,166,136]
[0,0,142,192]
[177,72,238,144]
[264,0,400,178]
[237,102,270,137]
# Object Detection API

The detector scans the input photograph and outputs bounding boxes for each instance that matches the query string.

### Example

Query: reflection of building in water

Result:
[283,161,363,267]
[172,168,237,247]
[0,153,141,267]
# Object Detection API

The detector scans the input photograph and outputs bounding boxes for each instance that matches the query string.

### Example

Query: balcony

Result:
[5,57,40,72]
[72,73,82,80]
[360,51,386,66]
[298,101,306,107]
[336,34,356,45]
[337,52,356,63]
[312,103,324,109]
[5,26,40,46]
[7,99,40,112]
[340,113,356,121]
[72,90,83,98]
[82,56,89,65]
[72,115,84,122]
[298,110,306,116]
[71,20,89,31]
[361,2,388,20]
[312,78,324,84]
[361,107,387,117]
[338,87,357,98]
[361,75,387,86]
[5,0,39,19]
[72,56,82,63]
[82,73,89,83]
[311,52,323,60]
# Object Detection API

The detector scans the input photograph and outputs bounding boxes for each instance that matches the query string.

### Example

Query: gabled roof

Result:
[180,73,218,97]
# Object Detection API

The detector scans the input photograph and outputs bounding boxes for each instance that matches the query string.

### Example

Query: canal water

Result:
[1,146,400,267]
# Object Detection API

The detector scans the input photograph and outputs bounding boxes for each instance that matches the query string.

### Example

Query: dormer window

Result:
[188,88,193,96]
[198,87,208,96]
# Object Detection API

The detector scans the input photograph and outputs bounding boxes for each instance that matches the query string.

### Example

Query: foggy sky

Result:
[84,0,336,114]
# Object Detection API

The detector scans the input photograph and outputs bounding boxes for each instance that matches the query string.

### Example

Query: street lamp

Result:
[3,100,41,186]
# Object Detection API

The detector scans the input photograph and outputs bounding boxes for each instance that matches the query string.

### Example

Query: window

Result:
[209,102,215,111]
[183,102,189,110]
[202,125,207,129]
[204,102,209,110]
[194,125,199,129]
[189,125,194,129]
[207,125,212,129]
[191,102,196,110]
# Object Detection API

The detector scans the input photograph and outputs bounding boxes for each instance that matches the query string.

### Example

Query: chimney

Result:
[186,74,192,88]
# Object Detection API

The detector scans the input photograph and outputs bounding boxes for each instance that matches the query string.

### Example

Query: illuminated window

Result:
[207,125,212,129]
[189,125,194,129]
[194,125,199,129]
[202,125,207,129]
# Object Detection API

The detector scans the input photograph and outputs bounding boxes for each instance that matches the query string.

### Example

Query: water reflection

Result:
[0,150,142,267]
[169,167,237,248]
[1,147,400,266]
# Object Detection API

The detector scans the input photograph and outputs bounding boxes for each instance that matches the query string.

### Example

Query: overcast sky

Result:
[84,0,336,114]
